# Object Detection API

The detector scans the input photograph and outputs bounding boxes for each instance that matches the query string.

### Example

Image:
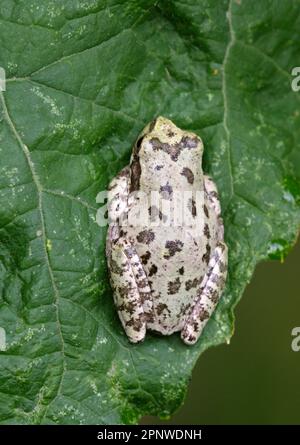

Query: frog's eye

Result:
[149,118,157,132]
[135,136,144,152]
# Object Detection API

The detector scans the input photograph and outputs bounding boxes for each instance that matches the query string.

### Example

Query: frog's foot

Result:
[108,237,153,343]
[107,166,130,222]
[181,242,228,345]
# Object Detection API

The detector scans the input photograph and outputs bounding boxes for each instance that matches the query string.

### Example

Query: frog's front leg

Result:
[181,242,228,345]
[107,166,130,223]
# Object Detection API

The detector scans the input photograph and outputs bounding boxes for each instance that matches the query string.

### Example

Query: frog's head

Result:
[130,116,203,192]
[133,116,203,158]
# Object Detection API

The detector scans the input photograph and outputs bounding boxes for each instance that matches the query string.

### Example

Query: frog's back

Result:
[125,116,219,335]
[126,203,219,335]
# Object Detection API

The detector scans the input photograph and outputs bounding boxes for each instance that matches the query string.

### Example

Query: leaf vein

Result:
[222,0,235,207]
[0,91,67,421]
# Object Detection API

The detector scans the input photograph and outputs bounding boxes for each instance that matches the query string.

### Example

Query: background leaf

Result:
[0,0,299,424]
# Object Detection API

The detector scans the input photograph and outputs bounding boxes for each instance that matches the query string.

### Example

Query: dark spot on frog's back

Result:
[168,277,181,295]
[164,240,184,259]
[181,167,194,184]
[150,137,177,160]
[178,266,184,275]
[137,229,155,244]
[149,264,158,276]
[156,303,170,316]
[141,250,151,264]
[202,243,211,265]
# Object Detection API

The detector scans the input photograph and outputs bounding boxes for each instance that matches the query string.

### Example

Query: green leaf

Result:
[0,0,299,424]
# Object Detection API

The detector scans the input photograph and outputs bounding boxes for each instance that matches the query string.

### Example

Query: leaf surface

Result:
[0,0,299,424]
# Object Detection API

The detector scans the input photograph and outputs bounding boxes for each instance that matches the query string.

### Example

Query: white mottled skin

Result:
[106,117,227,345]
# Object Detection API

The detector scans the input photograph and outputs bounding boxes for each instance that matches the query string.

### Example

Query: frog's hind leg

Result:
[122,241,153,322]
[181,242,228,345]
[108,238,153,343]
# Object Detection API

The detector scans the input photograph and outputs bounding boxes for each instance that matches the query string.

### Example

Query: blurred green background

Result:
[143,239,300,424]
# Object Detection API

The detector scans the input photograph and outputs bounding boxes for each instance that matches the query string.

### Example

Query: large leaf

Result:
[0,0,299,424]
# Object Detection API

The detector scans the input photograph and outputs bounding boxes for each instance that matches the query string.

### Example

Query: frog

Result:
[106,117,227,345]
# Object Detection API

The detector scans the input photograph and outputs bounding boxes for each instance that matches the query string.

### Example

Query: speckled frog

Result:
[106,117,227,345]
